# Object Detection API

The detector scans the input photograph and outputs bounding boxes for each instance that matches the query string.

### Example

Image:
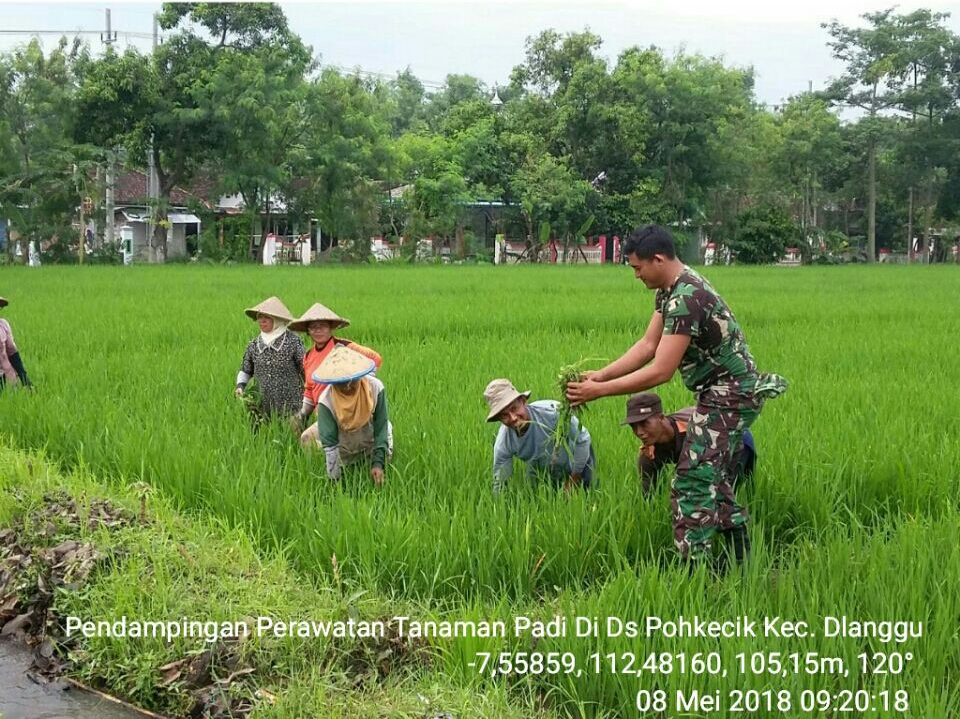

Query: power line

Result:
[323,63,446,90]
[0,29,156,40]
[0,28,453,90]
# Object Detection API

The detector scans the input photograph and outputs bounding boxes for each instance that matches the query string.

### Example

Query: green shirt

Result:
[316,377,389,475]
[655,266,758,393]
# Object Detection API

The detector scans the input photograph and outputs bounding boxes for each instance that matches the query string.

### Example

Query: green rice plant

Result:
[0,263,958,717]
[549,361,588,470]
[549,358,605,477]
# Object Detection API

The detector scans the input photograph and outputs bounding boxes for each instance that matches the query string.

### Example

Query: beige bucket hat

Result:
[244,296,294,322]
[484,379,531,422]
[312,345,376,385]
[0,297,7,308]
[289,302,351,333]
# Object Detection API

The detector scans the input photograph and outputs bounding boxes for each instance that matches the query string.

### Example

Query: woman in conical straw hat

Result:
[288,302,382,449]
[0,295,33,391]
[235,296,304,422]
[311,345,393,486]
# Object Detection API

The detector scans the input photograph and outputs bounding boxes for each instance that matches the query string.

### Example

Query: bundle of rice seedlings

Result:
[551,361,589,464]
[240,376,266,425]
[241,376,263,408]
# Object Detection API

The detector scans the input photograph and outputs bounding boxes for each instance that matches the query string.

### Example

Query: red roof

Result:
[114,169,214,208]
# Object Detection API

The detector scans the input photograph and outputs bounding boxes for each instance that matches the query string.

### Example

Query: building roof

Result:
[118,209,200,225]
[387,184,512,207]
[114,169,213,208]
[216,192,287,214]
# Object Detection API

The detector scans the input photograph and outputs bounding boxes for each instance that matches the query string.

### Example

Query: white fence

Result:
[494,239,607,264]
[252,234,312,265]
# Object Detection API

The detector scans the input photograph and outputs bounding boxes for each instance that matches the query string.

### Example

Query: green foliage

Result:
[87,241,123,265]
[729,203,798,264]
[511,153,593,243]
[290,70,392,248]
[386,68,427,136]
[196,214,254,262]
[821,8,959,261]
[38,228,82,264]
[0,38,88,260]
[4,6,960,262]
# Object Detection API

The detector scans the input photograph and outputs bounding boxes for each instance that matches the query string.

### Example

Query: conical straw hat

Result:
[289,302,350,332]
[312,345,376,385]
[244,296,294,322]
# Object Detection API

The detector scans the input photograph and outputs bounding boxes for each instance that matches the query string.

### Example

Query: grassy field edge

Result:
[0,439,560,719]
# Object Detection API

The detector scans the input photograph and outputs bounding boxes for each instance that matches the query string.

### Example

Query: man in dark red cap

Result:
[622,393,755,496]
[623,392,755,570]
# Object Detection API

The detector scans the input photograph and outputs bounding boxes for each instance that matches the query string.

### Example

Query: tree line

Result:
[2,3,960,264]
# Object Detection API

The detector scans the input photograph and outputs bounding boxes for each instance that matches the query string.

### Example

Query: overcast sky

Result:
[3,1,960,107]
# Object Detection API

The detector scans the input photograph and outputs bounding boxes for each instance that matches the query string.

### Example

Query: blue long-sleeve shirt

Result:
[492,400,592,494]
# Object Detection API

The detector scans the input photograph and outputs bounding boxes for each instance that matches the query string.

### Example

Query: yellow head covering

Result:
[331,378,374,432]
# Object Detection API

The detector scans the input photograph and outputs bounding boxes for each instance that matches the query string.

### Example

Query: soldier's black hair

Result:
[623,224,676,260]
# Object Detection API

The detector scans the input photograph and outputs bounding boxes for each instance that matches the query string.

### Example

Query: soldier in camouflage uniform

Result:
[566,224,787,571]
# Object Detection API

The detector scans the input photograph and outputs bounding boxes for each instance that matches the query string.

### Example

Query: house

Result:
[213,190,332,260]
[109,169,205,262]
[386,184,518,254]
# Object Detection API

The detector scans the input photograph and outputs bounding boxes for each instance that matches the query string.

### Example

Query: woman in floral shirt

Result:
[235,296,304,422]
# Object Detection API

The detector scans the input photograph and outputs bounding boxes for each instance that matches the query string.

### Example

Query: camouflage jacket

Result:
[655,266,758,394]
[638,408,756,493]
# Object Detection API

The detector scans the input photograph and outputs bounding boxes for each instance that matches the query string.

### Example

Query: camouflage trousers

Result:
[671,387,763,562]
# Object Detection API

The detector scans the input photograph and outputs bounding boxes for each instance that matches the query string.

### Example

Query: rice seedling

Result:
[549,360,593,471]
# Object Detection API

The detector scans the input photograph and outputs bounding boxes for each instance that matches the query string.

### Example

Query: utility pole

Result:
[100,8,116,46]
[147,11,159,262]
[907,187,913,263]
[102,9,117,249]
[75,164,84,265]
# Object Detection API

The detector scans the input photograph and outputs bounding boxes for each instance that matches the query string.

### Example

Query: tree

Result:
[893,10,958,261]
[386,68,427,136]
[728,203,798,264]
[425,74,488,133]
[510,153,594,257]
[823,9,912,262]
[392,133,469,258]
[76,2,309,262]
[203,35,313,258]
[0,38,87,263]
[512,29,646,235]
[512,29,604,97]
[613,46,757,230]
[774,94,844,240]
[289,69,391,257]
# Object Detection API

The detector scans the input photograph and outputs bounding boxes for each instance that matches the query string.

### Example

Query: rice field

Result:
[1,262,958,717]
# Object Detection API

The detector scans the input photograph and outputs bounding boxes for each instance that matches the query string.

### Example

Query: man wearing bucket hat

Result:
[623,393,755,496]
[312,345,392,485]
[235,296,304,422]
[0,296,33,391]
[288,303,382,449]
[485,378,595,495]
[565,225,787,571]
